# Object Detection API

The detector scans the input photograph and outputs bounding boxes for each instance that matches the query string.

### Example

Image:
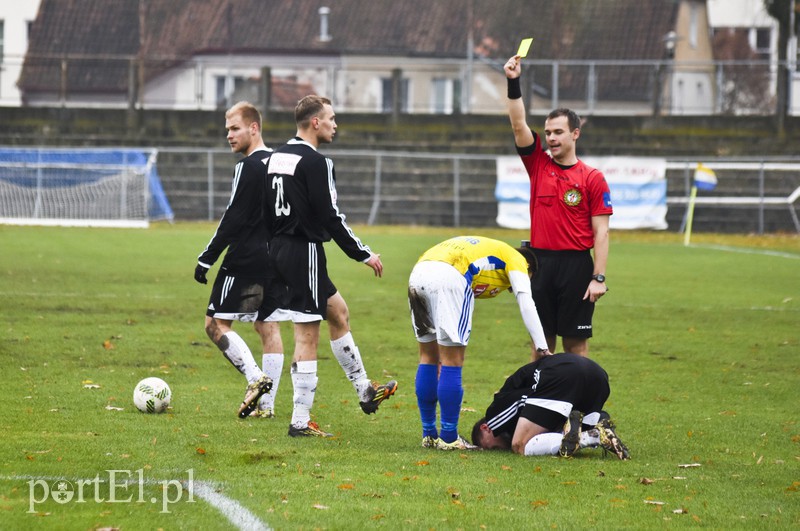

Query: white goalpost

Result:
[0,148,173,228]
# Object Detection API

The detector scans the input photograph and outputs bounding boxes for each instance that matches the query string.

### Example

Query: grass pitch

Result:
[0,223,798,529]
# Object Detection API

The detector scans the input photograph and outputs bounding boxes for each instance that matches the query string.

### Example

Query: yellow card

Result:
[517,38,533,58]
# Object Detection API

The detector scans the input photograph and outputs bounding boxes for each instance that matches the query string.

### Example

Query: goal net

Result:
[0,148,173,228]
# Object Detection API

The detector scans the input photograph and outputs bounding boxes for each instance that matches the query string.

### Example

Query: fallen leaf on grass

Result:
[105,405,123,411]
[82,383,100,389]
[673,508,688,514]
[337,484,355,490]
[639,477,654,485]
[416,460,429,466]
[531,500,548,509]
[313,504,329,510]
[196,447,206,455]
[644,500,665,505]
[103,340,114,350]
[678,463,701,468]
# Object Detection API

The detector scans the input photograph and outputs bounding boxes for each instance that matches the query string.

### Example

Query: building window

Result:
[215,75,247,108]
[752,27,771,59]
[431,78,462,114]
[381,77,409,113]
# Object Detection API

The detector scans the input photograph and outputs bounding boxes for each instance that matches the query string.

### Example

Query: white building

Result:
[0,0,41,106]
[707,0,799,113]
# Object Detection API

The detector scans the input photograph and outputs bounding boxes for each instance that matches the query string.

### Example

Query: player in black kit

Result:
[471,353,630,459]
[195,101,282,419]
[265,95,396,438]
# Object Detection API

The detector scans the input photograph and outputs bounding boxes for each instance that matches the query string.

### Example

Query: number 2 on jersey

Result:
[272,175,291,217]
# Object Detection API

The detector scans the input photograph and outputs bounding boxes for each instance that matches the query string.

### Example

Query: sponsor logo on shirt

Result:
[473,284,500,297]
[563,189,582,206]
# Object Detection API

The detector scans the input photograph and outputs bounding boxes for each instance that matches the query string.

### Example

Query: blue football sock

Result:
[415,363,439,438]
[438,365,463,444]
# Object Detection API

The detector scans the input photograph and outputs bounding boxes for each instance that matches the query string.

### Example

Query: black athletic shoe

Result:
[597,416,631,460]
[359,380,398,414]
[559,410,583,457]
[237,375,273,419]
[288,421,333,438]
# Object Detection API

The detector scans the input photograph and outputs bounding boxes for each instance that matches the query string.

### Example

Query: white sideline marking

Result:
[691,244,800,260]
[192,481,271,531]
[0,475,270,531]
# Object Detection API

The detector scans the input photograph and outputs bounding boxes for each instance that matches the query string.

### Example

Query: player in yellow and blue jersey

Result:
[408,236,551,450]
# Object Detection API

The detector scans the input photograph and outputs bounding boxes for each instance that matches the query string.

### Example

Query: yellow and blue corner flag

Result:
[694,163,717,191]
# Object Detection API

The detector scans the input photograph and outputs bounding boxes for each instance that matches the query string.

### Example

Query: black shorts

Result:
[268,235,337,321]
[206,271,263,322]
[531,249,595,339]
[484,354,610,434]
[256,258,291,321]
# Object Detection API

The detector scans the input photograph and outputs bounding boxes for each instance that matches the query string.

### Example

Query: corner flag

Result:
[693,163,717,191]
[684,163,717,246]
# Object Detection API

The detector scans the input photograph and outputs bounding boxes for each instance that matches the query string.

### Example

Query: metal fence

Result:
[5,54,800,116]
[156,147,800,234]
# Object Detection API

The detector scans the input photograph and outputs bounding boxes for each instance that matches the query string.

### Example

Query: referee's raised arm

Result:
[504,55,535,149]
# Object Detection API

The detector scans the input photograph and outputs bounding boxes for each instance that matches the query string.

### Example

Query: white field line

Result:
[690,243,800,260]
[0,474,270,531]
[192,481,271,531]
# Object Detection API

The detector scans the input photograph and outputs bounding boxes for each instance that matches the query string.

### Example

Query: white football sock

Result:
[580,429,601,448]
[290,360,318,428]
[523,432,564,456]
[220,331,263,384]
[330,332,371,400]
[258,353,284,410]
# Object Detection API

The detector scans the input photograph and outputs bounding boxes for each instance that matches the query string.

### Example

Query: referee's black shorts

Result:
[531,249,595,339]
[268,235,337,320]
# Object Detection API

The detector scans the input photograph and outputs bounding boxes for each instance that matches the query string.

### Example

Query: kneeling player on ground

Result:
[471,353,630,459]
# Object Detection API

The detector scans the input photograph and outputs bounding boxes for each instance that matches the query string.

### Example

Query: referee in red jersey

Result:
[503,54,613,358]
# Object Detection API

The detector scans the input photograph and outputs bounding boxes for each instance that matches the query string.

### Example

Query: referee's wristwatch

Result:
[592,274,606,283]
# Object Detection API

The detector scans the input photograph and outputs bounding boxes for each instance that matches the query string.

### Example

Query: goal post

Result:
[0,148,174,228]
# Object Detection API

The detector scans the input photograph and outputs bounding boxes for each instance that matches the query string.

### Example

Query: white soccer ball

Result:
[133,377,172,413]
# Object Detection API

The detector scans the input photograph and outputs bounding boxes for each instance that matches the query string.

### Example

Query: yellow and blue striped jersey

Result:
[417,236,530,299]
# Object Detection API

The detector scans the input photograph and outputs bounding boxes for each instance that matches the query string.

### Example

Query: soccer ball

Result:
[133,377,172,413]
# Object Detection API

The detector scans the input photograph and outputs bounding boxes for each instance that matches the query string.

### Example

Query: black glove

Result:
[194,264,209,284]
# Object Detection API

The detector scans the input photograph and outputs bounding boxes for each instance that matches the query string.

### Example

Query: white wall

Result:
[707,0,774,27]
[0,0,41,106]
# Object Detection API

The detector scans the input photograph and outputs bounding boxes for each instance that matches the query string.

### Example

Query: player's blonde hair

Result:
[226,101,262,129]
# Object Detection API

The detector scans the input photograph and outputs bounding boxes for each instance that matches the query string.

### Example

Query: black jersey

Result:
[197,148,272,276]
[265,138,371,263]
[484,353,610,435]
